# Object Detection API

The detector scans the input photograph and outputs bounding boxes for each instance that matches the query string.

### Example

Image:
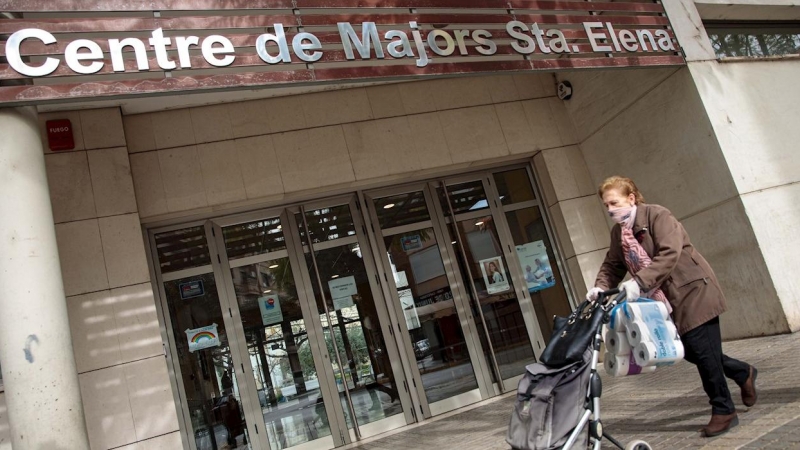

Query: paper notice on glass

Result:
[333,295,355,310]
[398,288,420,330]
[186,323,220,352]
[479,256,511,295]
[329,276,357,310]
[516,240,556,293]
[258,295,283,326]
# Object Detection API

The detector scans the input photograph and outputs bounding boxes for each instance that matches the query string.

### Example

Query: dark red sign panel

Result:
[45,119,75,151]
[0,1,684,106]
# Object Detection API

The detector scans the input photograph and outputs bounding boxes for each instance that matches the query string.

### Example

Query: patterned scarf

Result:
[620,210,673,314]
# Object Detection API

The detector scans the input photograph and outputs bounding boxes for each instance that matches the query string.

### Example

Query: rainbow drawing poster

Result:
[186,323,220,353]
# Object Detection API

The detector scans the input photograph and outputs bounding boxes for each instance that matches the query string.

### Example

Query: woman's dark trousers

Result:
[681,317,751,415]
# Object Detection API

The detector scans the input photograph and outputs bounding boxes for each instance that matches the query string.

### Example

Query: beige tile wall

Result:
[38,108,179,450]
[533,145,608,302]
[124,73,575,219]
[38,74,582,449]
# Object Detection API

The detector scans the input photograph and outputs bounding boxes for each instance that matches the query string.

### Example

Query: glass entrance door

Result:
[363,186,493,418]
[364,166,573,416]
[152,224,257,450]
[289,197,409,440]
[205,196,408,450]
[435,177,538,389]
[212,213,338,450]
[151,164,572,449]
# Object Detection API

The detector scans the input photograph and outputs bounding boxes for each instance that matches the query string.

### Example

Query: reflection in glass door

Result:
[293,199,407,439]
[151,164,572,449]
[218,216,334,450]
[366,188,487,417]
[493,168,572,340]
[364,166,572,415]
[438,178,537,386]
[153,225,252,450]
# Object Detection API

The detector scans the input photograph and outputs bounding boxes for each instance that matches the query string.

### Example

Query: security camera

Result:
[557,81,573,100]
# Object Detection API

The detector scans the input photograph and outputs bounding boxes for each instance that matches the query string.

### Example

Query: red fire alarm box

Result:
[46,119,75,151]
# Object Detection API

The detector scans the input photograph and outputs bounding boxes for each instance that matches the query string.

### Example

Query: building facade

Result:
[0,1,798,449]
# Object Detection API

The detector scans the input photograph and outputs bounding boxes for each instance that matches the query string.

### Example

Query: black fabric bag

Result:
[539,300,605,368]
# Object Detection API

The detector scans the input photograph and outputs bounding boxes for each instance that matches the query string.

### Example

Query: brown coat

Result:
[594,203,727,334]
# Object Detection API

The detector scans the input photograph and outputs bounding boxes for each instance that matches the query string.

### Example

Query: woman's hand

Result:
[586,287,603,303]
[620,279,641,301]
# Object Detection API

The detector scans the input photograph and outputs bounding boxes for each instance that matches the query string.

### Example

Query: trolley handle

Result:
[598,288,627,311]
[599,288,620,298]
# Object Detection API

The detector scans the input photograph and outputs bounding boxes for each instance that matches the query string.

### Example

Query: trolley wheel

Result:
[624,440,652,450]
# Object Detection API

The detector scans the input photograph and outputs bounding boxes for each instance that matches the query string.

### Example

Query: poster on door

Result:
[328,276,356,310]
[258,295,283,326]
[186,323,220,352]
[479,256,511,295]
[516,240,556,293]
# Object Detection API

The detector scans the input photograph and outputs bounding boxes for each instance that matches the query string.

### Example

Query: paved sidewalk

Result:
[346,332,800,449]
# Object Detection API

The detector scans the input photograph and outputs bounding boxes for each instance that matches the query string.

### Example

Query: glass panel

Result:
[384,228,479,404]
[304,240,402,428]
[493,169,536,205]
[449,216,535,381]
[164,273,250,450]
[230,260,331,449]
[298,205,356,245]
[707,25,800,58]
[505,207,571,340]
[155,226,211,273]
[374,191,430,229]
[223,218,286,260]
[438,180,489,215]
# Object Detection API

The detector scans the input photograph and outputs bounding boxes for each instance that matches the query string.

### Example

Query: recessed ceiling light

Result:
[475,221,484,226]
[269,264,279,269]
[383,203,395,209]
[451,241,457,245]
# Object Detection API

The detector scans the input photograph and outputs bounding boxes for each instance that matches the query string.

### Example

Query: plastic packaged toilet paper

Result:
[604,350,657,377]
[624,301,669,323]
[608,303,627,332]
[625,320,677,347]
[634,340,685,367]
[606,331,632,356]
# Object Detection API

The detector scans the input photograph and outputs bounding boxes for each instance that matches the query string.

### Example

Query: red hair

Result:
[598,176,645,204]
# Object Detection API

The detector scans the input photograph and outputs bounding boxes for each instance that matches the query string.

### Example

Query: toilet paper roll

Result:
[604,351,657,377]
[626,320,650,348]
[634,340,685,367]
[624,301,669,323]
[606,331,632,356]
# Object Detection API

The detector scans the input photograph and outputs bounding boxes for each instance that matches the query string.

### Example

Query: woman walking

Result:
[587,176,757,437]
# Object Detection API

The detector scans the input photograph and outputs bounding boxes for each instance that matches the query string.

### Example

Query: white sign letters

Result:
[5,21,678,77]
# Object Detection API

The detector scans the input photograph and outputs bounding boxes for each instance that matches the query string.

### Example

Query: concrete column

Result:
[0,107,90,449]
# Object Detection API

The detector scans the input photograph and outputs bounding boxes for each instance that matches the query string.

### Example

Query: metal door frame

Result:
[361,182,491,418]
[285,194,411,442]
[146,161,575,449]
[428,167,563,391]
[210,207,344,450]
[148,219,264,450]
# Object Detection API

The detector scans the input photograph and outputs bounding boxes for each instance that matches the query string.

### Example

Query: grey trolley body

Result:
[509,288,653,450]
[561,288,652,450]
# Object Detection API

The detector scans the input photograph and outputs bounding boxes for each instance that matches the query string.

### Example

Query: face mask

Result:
[609,205,635,226]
